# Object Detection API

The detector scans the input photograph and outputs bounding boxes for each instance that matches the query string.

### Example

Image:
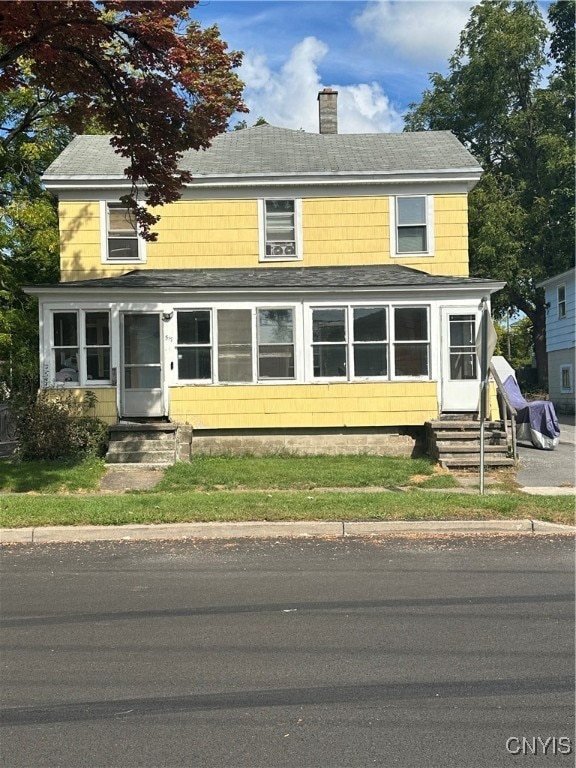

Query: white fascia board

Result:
[26,281,505,302]
[42,168,482,192]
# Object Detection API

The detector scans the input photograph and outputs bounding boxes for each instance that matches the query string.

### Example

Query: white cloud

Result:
[355,1,473,64]
[239,36,404,133]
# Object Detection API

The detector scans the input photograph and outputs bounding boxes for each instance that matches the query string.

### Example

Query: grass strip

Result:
[0,489,573,527]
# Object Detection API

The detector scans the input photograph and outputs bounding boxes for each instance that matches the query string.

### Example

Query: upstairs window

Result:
[558,285,566,319]
[103,202,144,262]
[261,199,301,261]
[391,196,433,256]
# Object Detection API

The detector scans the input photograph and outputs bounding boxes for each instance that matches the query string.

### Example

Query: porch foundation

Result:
[187,427,425,458]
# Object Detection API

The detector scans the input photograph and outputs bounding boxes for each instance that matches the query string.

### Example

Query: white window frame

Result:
[48,309,112,387]
[390,305,430,380]
[558,284,566,319]
[389,195,435,257]
[309,305,394,382]
[100,200,146,264]
[258,198,303,262]
[560,364,573,394]
[175,304,299,384]
[175,309,213,383]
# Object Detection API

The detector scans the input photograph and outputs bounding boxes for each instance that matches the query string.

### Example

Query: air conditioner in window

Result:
[270,243,296,257]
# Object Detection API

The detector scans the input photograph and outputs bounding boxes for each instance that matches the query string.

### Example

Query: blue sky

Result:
[193,0,553,133]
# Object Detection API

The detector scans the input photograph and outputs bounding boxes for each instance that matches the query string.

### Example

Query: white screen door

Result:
[441,309,480,412]
[120,313,165,417]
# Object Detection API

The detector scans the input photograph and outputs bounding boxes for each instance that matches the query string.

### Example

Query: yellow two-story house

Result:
[29,90,504,455]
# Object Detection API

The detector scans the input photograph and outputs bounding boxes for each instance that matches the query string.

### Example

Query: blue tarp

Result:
[503,375,560,450]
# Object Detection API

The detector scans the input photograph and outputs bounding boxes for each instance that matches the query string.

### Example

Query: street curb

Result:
[1,519,574,544]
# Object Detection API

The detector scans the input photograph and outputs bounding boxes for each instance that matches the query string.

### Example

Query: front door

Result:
[440,309,480,412]
[120,312,165,418]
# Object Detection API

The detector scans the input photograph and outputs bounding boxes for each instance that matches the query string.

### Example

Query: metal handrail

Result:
[489,362,518,460]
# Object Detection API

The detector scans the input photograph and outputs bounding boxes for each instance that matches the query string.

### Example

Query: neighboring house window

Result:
[52,311,110,383]
[393,307,429,377]
[311,307,388,379]
[177,311,211,380]
[102,202,144,262]
[558,285,566,319]
[391,196,434,256]
[560,365,573,393]
[260,199,301,261]
[216,307,296,382]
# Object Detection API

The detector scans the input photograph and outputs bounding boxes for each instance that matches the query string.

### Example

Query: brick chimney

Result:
[318,88,338,134]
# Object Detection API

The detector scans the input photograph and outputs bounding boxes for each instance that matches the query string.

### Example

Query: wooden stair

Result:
[427,417,515,470]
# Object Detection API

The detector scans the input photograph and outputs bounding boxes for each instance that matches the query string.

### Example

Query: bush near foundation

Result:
[15,390,109,461]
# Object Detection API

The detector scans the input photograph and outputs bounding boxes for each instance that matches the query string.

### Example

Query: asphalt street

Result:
[1,535,574,768]
[515,413,576,489]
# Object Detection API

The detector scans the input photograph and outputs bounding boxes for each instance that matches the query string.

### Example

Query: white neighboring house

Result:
[537,267,575,414]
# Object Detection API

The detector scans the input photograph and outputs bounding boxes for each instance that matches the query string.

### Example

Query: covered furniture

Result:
[492,356,560,450]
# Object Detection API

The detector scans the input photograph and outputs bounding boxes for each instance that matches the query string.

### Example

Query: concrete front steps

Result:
[427,418,515,470]
[106,422,191,466]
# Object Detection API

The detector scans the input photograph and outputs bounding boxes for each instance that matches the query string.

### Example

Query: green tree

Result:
[0,1,246,394]
[405,0,575,386]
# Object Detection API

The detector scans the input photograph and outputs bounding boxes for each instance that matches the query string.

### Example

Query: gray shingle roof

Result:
[44,126,482,179]
[36,265,497,292]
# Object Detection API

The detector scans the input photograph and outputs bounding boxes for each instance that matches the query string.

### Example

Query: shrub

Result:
[15,389,109,461]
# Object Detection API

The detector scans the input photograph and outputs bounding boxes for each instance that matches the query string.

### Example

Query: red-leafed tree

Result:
[0,0,246,238]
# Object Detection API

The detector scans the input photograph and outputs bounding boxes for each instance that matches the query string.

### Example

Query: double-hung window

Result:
[393,307,429,377]
[103,202,143,262]
[392,196,432,256]
[215,307,296,382]
[176,311,212,380]
[558,285,566,319]
[261,199,301,261]
[257,309,295,379]
[51,311,111,384]
[311,307,388,379]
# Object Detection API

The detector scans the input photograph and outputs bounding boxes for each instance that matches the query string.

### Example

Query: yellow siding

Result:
[46,387,118,424]
[168,382,439,430]
[59,194,470,280]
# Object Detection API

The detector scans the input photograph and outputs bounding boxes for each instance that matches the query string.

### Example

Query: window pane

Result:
[258,309,293,344]
[313,345,346,377]
[108,237,139,260]
[450,353,476,380]
[354,308,386,341]
[397,197,425,225]
[86,348,111,380]
[109,206,136,235]
[397,226,426,253]
[178,311,210,345]
[258,345,294,379]
[123,315,160,365]
[54,312,77,346]
[395,344,429,376]
[395,308,428,341]
[218,309,253,382]
[54,349,79,381]
[124,367,160,388]
[449,315,475,347]
[312,309,345,342]
[266,200,294,215]
[178,348,211,380]
[354,344,388,377]
[85,312,109,346]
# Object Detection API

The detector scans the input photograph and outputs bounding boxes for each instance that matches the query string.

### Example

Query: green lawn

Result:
[0,455,573,528]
